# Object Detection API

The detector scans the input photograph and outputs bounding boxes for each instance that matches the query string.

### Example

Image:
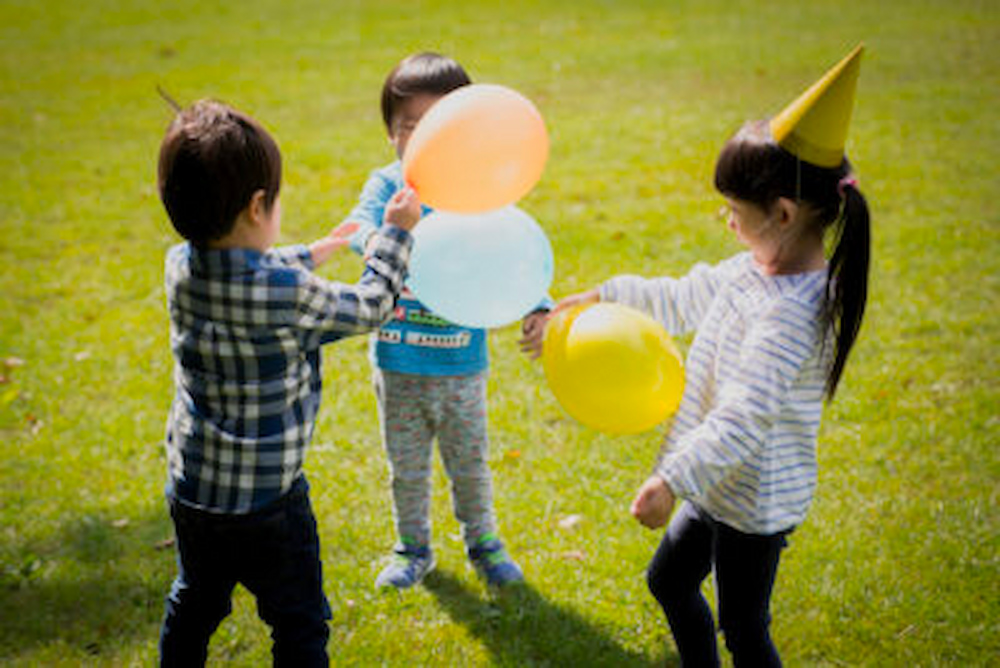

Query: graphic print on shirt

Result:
[383,303,469,349]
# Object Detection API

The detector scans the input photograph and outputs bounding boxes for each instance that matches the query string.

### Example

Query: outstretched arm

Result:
[308,222,360,268]
[296,188,422,338]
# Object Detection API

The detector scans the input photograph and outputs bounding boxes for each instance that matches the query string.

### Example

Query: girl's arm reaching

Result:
[600,255,746,336]
[534,255,743,358]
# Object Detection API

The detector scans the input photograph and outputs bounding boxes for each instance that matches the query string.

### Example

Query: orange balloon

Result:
[402,84,549,213]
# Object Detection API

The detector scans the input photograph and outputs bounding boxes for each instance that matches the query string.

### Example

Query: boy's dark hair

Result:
[158,100,282,245]
[714,120,871,401]
[381,52,471,131]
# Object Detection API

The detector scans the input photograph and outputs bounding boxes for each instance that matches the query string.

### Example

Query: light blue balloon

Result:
[408,206,554,329]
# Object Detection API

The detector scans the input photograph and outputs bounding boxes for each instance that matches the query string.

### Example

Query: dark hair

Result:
[714,120,870,400]
[157,99,282,245]
[380,52,471,131]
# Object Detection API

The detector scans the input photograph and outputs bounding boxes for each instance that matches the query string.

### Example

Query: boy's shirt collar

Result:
[186,243,266,276]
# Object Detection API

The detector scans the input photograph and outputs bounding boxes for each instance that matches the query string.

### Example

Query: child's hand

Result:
[519,309,550,359]
[630,475,675,529]
[551,289,601,316]
[520,290,599,360]
[384,187,421,231]
[330,220,361,244]
[309,221,360,267]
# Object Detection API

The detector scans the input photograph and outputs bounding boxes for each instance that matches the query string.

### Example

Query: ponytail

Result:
[823,181,870,400]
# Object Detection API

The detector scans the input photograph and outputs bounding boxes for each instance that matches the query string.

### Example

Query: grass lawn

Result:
[1,0,997,665]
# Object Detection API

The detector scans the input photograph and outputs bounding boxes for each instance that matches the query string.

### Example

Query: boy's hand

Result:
[518,309,550,359]
[630,475,675,529]
[309,221,360,267]
[521,290,599,360]
[384,187,421,231]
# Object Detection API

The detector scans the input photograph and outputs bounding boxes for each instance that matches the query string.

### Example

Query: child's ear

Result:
[776,197,800,227]
[247,190,268,226]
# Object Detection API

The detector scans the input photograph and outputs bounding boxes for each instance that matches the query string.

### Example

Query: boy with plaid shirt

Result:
[156,99,420,666]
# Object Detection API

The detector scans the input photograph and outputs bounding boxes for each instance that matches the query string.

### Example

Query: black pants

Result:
[647,502,789,668]
[159,478,331,667]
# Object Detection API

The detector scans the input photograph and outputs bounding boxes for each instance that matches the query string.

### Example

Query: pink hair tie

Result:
[838,176,859,198]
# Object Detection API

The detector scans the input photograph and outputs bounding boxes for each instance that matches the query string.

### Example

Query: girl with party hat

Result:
[549,45,870,666]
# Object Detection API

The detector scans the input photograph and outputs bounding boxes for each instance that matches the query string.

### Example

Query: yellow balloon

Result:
[543,303,685,435]
[402,84,549,213]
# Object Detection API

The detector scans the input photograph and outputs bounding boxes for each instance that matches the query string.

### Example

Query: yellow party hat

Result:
[770,44,864,168]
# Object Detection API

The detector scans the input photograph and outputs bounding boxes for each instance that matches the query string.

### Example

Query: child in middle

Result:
[341,52,549,590]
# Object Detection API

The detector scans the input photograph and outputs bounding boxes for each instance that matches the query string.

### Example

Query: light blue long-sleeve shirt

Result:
[344,161,489,376]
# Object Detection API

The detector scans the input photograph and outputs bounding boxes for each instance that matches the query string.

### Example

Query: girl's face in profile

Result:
[724,197,776,250]
[389,93,441,159]
[724,196,826,275]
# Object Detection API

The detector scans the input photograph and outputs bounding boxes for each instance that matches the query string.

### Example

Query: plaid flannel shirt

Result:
[164,226,412,513]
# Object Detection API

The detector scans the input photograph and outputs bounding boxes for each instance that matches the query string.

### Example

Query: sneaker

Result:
[375,542,436,590]
[468,533,524,587]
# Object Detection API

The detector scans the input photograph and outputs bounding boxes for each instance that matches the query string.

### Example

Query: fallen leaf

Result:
[153,537,176,550]
[560,550,586,561]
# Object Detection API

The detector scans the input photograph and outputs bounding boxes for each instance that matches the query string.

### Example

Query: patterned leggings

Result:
[373,369,497,549]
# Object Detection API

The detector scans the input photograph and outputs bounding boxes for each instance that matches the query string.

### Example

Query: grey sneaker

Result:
[375,542,436,590]
[468,533,524,587]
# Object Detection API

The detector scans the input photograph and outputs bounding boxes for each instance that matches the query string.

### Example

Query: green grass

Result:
[1,0,998,664]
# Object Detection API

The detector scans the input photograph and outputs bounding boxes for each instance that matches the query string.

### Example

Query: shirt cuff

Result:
[272,244,315,270]
[366,225,414,292]
[347,223,378,256]
[656,450,699,501]
[377,224,412,246]
[598,279,618,303]
[532,295,556,312]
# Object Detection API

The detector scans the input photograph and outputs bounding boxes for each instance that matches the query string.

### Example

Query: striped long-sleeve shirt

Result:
[164,226,411,514]
[600,252,830,534]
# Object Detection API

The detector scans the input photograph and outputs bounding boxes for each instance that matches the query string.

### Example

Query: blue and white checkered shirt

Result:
[164,226,412,513]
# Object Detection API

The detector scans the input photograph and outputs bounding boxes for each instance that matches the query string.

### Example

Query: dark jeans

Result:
[647,502,789,668]
[159,478,331,667]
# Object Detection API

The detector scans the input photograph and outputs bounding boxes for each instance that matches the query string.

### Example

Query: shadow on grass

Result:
[0,507,175,660]
[424,569,662,667]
